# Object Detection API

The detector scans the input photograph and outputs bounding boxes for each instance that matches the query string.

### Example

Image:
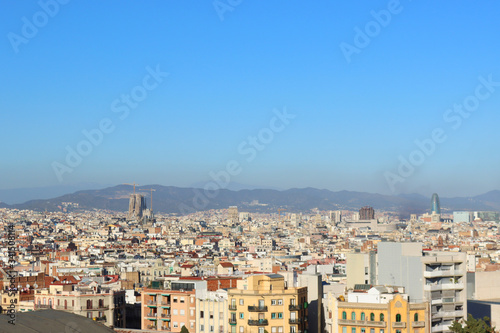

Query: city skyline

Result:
[2,1,500,197]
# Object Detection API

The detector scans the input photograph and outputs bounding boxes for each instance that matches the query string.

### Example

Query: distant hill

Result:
[3,185,500,217]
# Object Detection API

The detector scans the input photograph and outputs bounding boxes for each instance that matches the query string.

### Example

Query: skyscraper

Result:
[359,206,375,220]
[431,193,441,214]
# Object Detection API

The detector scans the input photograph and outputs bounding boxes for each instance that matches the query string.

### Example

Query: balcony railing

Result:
[95,316,106,322]
[229,318,237,325]
[289,319,302,324]
[289,305,301,311]
[337,320,386,328]
[161,313,171,318]
[161,326,171,331]
[392,322,406,328]
[161,301,171,306]
[148,325,157,330]
[147,313,157,318]
[412,321,425,328]
[229,305,237,311]
[248,319,269,326]
[37,305,52,309]
[248,306,268,312]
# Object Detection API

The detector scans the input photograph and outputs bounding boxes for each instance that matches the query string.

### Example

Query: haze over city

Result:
[2,1,500,197]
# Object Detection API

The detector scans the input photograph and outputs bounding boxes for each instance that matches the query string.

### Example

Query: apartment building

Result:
[228,274,308,333]
[377,242,466,333]
[141,283,198,332]
[34,285,126,328]
[337,290,428,333]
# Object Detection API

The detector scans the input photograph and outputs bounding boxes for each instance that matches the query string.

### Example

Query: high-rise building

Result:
[359,206,375,220]
[228,206,239,222]
[129,194,146,219]
[377,242,467,333]
[431,193,441,214]
[228,274,308,333]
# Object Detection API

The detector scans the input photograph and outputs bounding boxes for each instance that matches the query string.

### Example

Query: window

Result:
[380,314,384,322]
[395,314,401,322]
[200,311,204,318]
[99,299,104,308]
[174,322,179,328]
[180,309,185,315]
[380,330,384,333]
[342,328,347,333]
[181,323,185,329]
[174,297,178,303]
[191,309,195,316]
[191,297,194,303]
[342,311,347,320]
[396,331,401,333]
[173,309,178,315]
[86,300,92,309]
[210,312,214,319]
[72,300,74,307]
[87,312,92,318]
[351,328,356,333]
[231,327,236,333]
[370,329,374,333]
[271,300,277,305]
[278,313,283,319]
[278,299,283,305]
[278,327,283,333]
[191,323,195,329]
[210,326,214,332]
[370,313,374,321]
[272,313,276,319]
[200,325,204,331]
[240,313,244,319]
[414,313,419,321]
[361,312,365,321]
[361,329,365,333]
[259,328,264,333]
[180,297,185,303]
[272,327,277,333]
[351,312,356,320]
[240,327,244,333]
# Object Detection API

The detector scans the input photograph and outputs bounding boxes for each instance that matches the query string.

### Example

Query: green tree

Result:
[449,314,495,333]
[180,325,189,333]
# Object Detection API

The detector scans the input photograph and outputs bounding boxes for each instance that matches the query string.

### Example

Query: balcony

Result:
[161,326,171,331]
[95,316,106,322]
[229,318,237,325]
[289,319,302,324]
[146,313,157,318]
[424,270,464,278]
[412,321,426,328]
[424,283,464,291]
[337,320,386,328]
[147,300,157,305]
[37,305,52,309]
[248,306,268,312]
[148,325,157,330]
[392,322,406,328]
[248,319,269,326]
[432,310,464,319]
[161,313,171,318]
[289,305,302,311]
[229,305,237,311]
[161,301,171,306]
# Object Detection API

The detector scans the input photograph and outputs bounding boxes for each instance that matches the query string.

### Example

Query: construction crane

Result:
[123,182,140,194]
[143,188,156,212]
[277,208,285,224]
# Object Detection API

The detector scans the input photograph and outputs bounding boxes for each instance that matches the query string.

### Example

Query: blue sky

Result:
[1,0,500,197]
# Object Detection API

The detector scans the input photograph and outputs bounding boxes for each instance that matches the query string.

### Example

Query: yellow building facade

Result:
[228,274,308,333]
[337,294,429,333]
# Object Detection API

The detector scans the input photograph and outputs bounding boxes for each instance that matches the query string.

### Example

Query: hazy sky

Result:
[2,1,500,197]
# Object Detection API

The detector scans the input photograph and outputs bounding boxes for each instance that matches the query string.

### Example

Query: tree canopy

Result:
[449,314,496,333]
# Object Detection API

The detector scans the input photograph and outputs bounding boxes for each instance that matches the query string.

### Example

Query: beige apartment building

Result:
[228,274,308,333]
[34,285,126,328]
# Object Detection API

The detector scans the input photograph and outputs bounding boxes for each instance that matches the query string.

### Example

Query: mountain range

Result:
[1,185,500,217]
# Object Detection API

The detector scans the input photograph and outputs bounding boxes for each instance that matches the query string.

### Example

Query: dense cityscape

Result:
[1,190,499,332]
